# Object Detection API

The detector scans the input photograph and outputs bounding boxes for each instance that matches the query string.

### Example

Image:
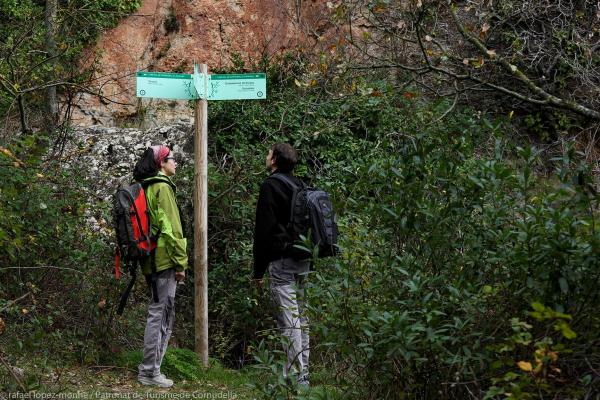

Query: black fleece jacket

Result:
[252,171,304,279]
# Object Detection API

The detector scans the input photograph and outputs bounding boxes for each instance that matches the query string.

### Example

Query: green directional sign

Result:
[207,73,266,100]
[136,72,196,100]
[136,70,266,101]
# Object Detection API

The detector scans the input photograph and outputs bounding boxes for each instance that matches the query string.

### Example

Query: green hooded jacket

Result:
[142,173,188,275]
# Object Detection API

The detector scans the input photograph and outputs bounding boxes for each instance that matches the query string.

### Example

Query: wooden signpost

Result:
[136,64,267,366]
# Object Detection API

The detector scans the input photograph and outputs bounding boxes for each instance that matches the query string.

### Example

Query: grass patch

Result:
[115,348,259,395]
[1,349,261,398]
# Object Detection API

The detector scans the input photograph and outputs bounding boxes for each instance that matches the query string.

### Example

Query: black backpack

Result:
[271,173,339,259]
[112,178,161,315]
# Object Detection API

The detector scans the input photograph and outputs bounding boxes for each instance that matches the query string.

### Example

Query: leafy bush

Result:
[1,50,598,400]
[156,62,599,398]
[0,135,122,378]
[304,118,600,398]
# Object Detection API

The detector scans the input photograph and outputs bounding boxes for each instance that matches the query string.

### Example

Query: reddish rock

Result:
[71,0,335,126]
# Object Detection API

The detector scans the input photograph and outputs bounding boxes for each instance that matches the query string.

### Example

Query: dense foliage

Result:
[0,0,141,132]
[329,0,600,124]
[0,134,116,391]
[188,63,599,398]
[0,8,599,398]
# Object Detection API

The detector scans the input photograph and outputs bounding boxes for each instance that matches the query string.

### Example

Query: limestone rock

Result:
[62,124,194,237]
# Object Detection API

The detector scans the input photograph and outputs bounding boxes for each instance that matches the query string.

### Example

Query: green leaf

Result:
[555,320,577,339]
[531,302,545,312]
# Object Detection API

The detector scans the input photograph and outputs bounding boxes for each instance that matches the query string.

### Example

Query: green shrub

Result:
[2,51,598,399]
[303,120,600,398]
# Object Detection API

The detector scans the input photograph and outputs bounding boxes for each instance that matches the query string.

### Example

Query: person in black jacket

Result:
[252,143,310,386]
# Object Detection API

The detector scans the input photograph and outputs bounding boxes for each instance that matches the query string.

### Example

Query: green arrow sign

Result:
[207,73,266,100]
[137,71,266,100]
[136,72,196,100]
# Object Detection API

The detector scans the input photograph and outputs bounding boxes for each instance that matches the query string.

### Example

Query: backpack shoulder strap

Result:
[141,176,164,189]
[116,263,137,315]
[270,173,303,190]
[270,173,303,226]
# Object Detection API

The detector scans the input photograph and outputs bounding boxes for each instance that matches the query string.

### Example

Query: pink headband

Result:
[150,145,170,167]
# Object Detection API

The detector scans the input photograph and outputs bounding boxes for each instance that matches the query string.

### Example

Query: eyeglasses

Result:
[164,157,175,162]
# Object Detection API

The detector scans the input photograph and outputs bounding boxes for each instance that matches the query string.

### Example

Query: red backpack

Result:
[112,179,161,314]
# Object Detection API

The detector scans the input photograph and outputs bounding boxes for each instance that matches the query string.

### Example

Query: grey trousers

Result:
[269,257,310,378]
[138,268,177,377]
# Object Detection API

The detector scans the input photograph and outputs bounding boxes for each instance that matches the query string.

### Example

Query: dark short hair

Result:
[271,143,297,173]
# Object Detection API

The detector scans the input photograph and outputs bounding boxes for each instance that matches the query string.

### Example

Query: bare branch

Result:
[448,1,600,120]
[0,292,31,313]
[0,352,27,392]
[426,82,460,126]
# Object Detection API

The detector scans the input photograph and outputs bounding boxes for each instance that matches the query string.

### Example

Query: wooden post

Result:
[193,63,209,366]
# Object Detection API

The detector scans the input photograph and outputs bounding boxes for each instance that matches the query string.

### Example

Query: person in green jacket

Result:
[132,144,187,388]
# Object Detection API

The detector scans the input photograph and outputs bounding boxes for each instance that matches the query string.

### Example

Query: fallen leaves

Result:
[0,146,26,167]
[0,147,14,158]
[480,22,490,39]
[517,361,533,372]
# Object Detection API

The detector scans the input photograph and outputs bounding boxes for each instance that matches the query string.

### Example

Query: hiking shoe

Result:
[138,374,173,388]
[297,374,310,387]
[158,374,173,385]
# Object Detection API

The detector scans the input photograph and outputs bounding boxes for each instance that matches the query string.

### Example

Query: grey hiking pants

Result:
[269,257,310,379]
[138,268,177,377]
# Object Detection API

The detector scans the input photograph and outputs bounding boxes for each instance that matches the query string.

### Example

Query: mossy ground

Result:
[2,349,260,399]
[2,348,345,399]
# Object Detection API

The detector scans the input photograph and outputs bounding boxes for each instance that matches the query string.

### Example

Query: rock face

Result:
[65,124,194,235]
[71,0,333,126]
[67,123,194,199]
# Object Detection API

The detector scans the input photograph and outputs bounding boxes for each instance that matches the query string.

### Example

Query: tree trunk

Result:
[45,0,59,131]
[18,94,29,134]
